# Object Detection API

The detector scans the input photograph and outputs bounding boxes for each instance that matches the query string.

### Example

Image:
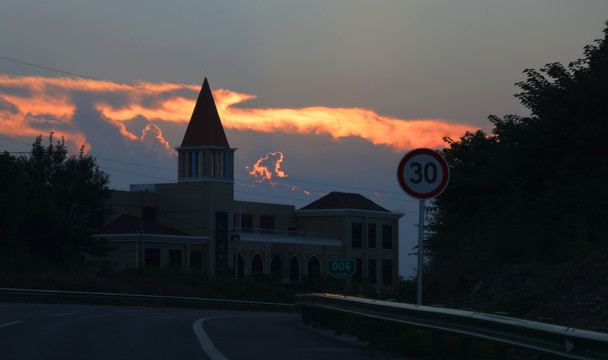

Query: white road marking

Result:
[192,318,229,360]
[0,321,23,328]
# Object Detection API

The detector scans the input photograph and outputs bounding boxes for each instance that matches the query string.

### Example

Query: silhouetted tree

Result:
[425,22,608,289]
[1,133,111,262]
[0,151,29,253]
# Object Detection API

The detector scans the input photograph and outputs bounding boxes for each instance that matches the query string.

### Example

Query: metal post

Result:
[235,209,241,278]
[362,217,367,292]
[417,199,425,305]
[234,237,239,278]
[139,191,144,269]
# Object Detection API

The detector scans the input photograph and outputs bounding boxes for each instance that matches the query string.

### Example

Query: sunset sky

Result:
[1,1,607,276]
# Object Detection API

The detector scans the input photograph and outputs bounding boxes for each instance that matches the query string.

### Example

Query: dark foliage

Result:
[0,133,110,264]
[0,152,29,252]
[425,23,608,293]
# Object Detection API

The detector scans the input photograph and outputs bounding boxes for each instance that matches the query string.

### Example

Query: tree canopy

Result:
[425,23,608,287]
[0,133,110,263]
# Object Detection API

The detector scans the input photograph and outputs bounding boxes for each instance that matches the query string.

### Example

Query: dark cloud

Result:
[122,115,151,138]
[94,89,136,109]
[0,97,18,114]
[23,113,69,129]
[0,84,33,98]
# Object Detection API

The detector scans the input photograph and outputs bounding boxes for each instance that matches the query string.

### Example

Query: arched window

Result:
[289,256,299,282]
[234,253,245,278]
[251,253,264,274]
[307,256,321,278]
[271,255,282,281]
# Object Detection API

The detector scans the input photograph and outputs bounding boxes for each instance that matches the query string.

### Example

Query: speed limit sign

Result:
[397,148,449,200]
[398,148,449,305]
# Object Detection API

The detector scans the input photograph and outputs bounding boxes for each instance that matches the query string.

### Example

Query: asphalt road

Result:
[0,303,404,359]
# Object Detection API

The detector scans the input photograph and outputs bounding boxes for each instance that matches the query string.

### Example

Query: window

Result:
[190,250,201,270]
[251,254,264,273]
[212,152,219,177]
[307,256,321,278]
[351,222,362,249]
[145,248,161,268]
[183,152,190,178]
[191,151,198,178]
[178,152,184,177]
[223,151,232,179]
[271,255,282,281]
[289,256,299,282]
[240,213,253,233]
[260,215,274,234]
[168,249,182,268]
[235,253,245,278]
[368,223,377,249]
[382,224,393,249]
[368,259,377,285]
[382,259,393,285]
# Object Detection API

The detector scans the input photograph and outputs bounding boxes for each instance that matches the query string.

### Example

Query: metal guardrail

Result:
[0,288,295,312]
[295,293,608,359]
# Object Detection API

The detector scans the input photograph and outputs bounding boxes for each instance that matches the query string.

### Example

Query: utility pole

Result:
[139,191,144,269]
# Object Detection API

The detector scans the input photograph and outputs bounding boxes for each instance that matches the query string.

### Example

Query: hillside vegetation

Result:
[424,23,608,329]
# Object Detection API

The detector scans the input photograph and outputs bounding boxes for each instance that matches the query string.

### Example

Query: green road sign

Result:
[327,258,356,279]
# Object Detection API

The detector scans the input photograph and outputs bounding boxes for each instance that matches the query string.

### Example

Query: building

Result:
[97,78,403,290]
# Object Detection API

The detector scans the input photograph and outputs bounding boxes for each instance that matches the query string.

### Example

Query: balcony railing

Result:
[234,228,341,246]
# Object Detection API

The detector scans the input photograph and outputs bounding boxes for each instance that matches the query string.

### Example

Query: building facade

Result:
[98,78,403,290]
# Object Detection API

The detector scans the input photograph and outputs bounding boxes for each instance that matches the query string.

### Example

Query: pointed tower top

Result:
[179,78,230,148]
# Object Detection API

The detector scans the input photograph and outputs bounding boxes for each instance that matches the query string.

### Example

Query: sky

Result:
[1,0,607,277]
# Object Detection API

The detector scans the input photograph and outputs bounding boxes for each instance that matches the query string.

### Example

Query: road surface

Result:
[0,302,404,359]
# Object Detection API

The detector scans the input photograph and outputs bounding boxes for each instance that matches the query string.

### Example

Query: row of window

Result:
[233,213,277,233]
[345,258,393,286]
[236,253,318,281]
[351,222,393,249]
[143,248,392,286]
[178,150,233,179]
[144,248,201,270]
[367,258,393,286]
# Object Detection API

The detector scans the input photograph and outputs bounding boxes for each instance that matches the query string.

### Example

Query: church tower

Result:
[173,78,235,274]
[176,78,235,183]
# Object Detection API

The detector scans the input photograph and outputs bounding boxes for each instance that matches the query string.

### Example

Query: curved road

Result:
[0,303,403,359]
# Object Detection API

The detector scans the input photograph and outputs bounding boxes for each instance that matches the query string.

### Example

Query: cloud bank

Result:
[0,75,474,157]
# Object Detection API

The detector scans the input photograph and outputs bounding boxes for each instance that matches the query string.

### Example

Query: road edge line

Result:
[0,321,23,328]
[192,318,229,360]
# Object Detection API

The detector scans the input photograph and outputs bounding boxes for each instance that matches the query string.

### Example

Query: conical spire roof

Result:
[179,78,230,148]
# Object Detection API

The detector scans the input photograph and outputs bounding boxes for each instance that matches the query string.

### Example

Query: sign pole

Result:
[417,199,424,306]
[397,148,450,306]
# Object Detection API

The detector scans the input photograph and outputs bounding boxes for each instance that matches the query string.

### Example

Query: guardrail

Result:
[0,288,295,312]
[295,293,608,360]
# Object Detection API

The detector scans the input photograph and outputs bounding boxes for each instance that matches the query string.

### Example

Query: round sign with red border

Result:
[397,148,449,199]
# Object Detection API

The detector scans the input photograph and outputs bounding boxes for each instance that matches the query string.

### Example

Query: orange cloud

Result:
[245,151,311,195]
[141,123,171,153]
[0,75,475,155]
[0,76,80,144]
[214,89,474,151]
[0,75,179,154]
[246,151,287,185]
[370,192,386,200]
